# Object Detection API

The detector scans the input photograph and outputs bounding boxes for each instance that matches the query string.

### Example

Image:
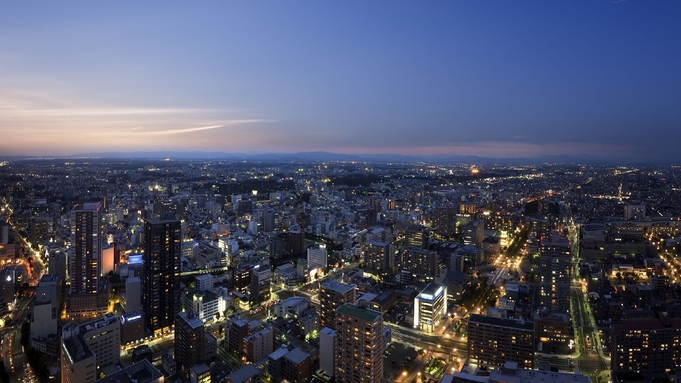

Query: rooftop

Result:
[468,314,534,331]
[321,279,355,294]
[93,359,162,383]
[284,347,311,365]
[336,303,382,323]
[227,364,260,383]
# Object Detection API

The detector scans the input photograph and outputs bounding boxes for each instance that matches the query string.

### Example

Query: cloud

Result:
[128,120,273,136]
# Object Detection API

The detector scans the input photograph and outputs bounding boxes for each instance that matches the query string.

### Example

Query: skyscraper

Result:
[66,203,109,318]
[334,303,384,383]
[69,203,102,295]
[143,216,181,334]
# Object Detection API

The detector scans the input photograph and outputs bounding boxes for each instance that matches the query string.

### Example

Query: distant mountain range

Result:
[7,150,666,165]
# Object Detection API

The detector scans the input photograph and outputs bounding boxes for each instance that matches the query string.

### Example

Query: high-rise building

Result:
[69,203,102,295]
[539,252,571,314]
[334,303,384,383]
[225,316,251,357]
[175,310,206,379]
[319,327,336,377]
[242,326,274,364]
[143,216,181,334]
[250,265,271,303]
[467,314,535,370]
[400,247,439,277]
[363,241,391,273]
[307,244,327,270]
[402,225,429,249]
[61,313,121,383]
[414,283,447,333]
[66,203,108,318]
[433,206,458,237]
[125,276,141,313]
[463,220,485,248]
[319,280,356,330]
[611,316,681,374]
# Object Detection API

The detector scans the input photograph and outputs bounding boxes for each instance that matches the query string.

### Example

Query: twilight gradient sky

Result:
[1,1,680,161]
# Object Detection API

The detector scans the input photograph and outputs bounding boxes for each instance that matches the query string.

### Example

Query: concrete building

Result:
[363,241,392,274]
[125,276,141,313]
[120,311,145,345]
[447,361,588,383]
[467,314,535,370]
[242,326,274,364]
[319,280,356,330]
[36,273,63,308]
[189,363,211,383]
[61,313,121,383]
[611,316,681,374]
[175,310,206,379]
[275,296,309,319]
[334,303,384,383]
[463,220,484,248]
[319,327,336,377]
[414,283,447,333]
[225,316,251,357]
[143,216,182,334]
[282,348,314,383]
[195,274,213,291]
[307,244,328,270]
[93,359,163,383]
[226,364,260,383]
[67,203,104,317]
[400,247,439,277]
[31,300,58,338]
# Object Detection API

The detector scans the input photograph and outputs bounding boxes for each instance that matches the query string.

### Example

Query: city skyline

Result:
[1,2,680,162]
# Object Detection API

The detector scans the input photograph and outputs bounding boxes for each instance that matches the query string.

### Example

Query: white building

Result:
[275,297,309,319]
[413,283,447,333]
[31,301,58,338]
[319,327,336,377]
[307,244,327,270]
[195,274,213,291]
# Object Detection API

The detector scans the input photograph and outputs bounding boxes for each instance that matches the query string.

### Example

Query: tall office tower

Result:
[467,314,535,370]
[402,225,429,249]
[334,303,384,383]
[611,315,681,374]
[307,244,328,269]
[414,283,447,333]
[462,220,485,247]
[400,247,439,277]
[319,280,356,330]
[434,205,458,237]
[143,216,181,334]
[363,241,391,273]
[61,313,121,383]
[0,222,8,245]
[175,311,206,379]
[69,203,102,295]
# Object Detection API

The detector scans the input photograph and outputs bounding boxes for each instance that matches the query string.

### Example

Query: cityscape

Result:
[1,160,681,383]
[2,2,681,383]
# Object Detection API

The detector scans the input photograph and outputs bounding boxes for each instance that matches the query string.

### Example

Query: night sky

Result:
[1,1,680,162]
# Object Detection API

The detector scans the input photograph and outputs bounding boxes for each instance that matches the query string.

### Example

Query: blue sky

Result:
[1,1,680,161]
